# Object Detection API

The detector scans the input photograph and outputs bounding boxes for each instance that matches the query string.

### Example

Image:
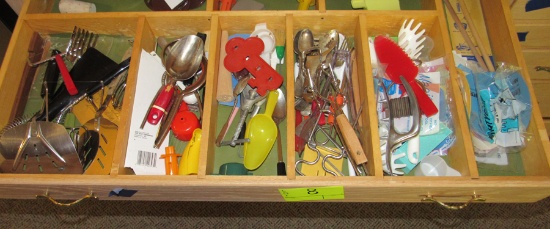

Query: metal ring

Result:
[420,194,486,210]
[36,191,97,207]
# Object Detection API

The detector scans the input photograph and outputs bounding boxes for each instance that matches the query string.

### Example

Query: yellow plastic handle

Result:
[179,128,202,175]
[420,194,486,210]
[297,0,314,10]
[36,191,97,207]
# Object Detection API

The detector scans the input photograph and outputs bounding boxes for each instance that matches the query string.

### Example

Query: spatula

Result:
[373,35,438,117]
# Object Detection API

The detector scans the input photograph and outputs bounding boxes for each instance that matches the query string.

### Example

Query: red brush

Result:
[374,35,438,117]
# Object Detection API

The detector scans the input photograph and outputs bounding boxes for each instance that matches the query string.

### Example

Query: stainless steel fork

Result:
[28,26,98,67]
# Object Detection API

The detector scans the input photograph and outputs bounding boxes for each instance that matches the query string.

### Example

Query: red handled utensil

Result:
[148,84,175,125]
[224,37,283,96]
[373,35,438,117]
[55,54,78,95]
[171,101,200,141]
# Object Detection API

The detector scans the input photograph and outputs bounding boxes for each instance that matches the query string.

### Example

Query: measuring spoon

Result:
[243,90,279,170]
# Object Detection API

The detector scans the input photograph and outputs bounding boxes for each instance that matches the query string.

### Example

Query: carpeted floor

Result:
[0,196,549,228]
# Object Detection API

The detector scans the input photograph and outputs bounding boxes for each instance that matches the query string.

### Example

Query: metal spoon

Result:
[163,36,205,81]
[294,28,314,111]
[272,88,287,175]
[153,35,205,148]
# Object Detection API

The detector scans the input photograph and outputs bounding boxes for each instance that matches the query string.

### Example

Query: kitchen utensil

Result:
[160,146,180,175]
[79,78,123,175]
[143,35,203,126]
[414,155,460,176]
[0,117,82,174]
[36,49,131,122]
[170,101,200,141]
[34,27,99,95]
[398,19,426,60]
[374,35,438,117]
[224,37,283,96]
[154,56,207,149]
[335,114,367,165]
[294,28,315,111]
[29,26,98,67]
[243,90,279,170]
[389,96,419,164]
[275,29,285,64]
[223,84,266,147]
[41,50,61,100]
[381,76,420,176]
[250,23,275,63]
[272,88,287,175]
[179,128,202,175]
[163,35,205,81]
[215,75,251,147]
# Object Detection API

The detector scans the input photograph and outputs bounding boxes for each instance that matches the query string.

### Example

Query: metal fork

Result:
[28,27,98,67]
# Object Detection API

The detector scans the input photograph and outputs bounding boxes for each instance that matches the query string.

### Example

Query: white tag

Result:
[124,50,169,175]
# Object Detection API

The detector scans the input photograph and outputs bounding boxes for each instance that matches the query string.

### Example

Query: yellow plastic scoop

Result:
[243,90,279,170]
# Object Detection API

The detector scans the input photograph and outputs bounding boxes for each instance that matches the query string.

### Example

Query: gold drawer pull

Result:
[535,66,550,72]
[420,194,486,210]
[36,191,97,206]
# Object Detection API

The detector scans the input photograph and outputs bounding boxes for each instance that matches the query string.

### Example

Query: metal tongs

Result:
[382,76,420,176]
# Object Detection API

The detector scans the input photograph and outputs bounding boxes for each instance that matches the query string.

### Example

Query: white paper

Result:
[124,50,169,175]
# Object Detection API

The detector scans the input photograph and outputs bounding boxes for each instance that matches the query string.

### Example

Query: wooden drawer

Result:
[532,81,550,117]
[514,22,550,49]
[522,50,550,81]
[511,0,550,20]
[0,0,549,205]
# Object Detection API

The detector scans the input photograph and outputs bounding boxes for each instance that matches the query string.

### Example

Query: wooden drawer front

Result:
[0,0,549,203]
[511,0,550,20]
[514,23,550,48]
[523,50,550,81]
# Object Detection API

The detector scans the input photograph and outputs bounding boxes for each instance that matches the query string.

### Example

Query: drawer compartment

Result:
[363,11,477,178]
[473,0,550,176]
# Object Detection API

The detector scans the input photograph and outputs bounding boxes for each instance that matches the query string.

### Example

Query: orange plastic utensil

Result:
[373,35,438,117]
[161,146,180,175]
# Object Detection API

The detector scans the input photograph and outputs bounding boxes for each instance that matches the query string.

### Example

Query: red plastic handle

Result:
[409,80,438,117]
[54,54,78,95]
[147,84,175,125]
[373,35,438,117]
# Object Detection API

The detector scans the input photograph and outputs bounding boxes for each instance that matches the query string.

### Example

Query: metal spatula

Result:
[0,118,83,174]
